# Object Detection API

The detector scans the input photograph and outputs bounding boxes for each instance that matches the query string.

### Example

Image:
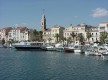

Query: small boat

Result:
[12,41,46,50]
[46,45,56,51]
[85,47,102,56]
[64,44,74,53]
[101,51,108,60]
[55,43,64,52]
[85,51,101,56]
[98,47,107,53]
[101,51,108,56]
[74,45,85,53]
[64,47,74,53]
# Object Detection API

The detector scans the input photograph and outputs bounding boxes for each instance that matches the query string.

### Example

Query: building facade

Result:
[63,23,99,43]
[8,26,29,42]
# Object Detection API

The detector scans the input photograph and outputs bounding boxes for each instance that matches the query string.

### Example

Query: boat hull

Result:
[64,48,74,53]
[14,46,43,51]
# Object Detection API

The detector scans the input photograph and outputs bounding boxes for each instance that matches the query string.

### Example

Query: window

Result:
[67,33,69,36]
[92,38,94,41]
[42,22,43,25]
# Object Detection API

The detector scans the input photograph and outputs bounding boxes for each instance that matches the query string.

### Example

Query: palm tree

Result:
[67,37,71,44]
[70,32,76,42]
[32,29,39,41]
[77,33,84,44]
[48,37,52,44]
[2,38,5,45]
[86,32,92,42]
[100,31,107,44]
[59,35,65,42]
[55,33,60,43]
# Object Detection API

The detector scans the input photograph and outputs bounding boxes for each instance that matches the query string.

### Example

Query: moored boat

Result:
[46,45,56,51]
[64,47,74,53]
[74,45,85,53]
[64,43,74,53]
[13,41,46,50]
[55,43,64,52]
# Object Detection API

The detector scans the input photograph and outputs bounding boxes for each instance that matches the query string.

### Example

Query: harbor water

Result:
[0,48,108,80]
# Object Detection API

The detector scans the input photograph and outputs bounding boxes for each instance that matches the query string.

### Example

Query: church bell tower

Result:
[41,10,46,31]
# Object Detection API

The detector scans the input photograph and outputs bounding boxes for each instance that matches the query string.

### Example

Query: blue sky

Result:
[0,0,108,30]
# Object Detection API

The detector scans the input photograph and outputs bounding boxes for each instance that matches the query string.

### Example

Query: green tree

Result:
[86,32,92,42]
[55,33,60,43]
[70,32,76,41]
[67,37,71,44]
[77,33,84,43]
[33,29,38,35]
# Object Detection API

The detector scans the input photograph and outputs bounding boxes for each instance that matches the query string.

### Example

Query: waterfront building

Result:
[89,26,99,43]
[63,23,88,41]
[50,25,65,43]
[43,28,51,43]
[43,25,65,43]
[63,25,74,39]
[63,23,99,43]
[8,26,29,42]
[0,27,12,42]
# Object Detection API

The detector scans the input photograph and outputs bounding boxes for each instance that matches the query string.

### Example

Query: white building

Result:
[63,26,74,39]
[89,27,99,43]
[50,25,65,43]
[8,26,29,42]
[63,23,89,41]
[0,27,12,42]
[63,23,99,43]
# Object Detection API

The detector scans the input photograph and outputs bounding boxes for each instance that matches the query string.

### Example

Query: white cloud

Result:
[74,16,78,18]
[92,8,108,18]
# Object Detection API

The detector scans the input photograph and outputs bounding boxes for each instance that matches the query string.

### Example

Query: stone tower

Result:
[41,10,46,31]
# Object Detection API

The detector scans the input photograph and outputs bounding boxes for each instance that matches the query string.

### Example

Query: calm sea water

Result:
[0,48,108,80]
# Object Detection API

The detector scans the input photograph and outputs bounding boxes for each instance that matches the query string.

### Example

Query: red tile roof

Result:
[15,26,27,30]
